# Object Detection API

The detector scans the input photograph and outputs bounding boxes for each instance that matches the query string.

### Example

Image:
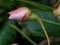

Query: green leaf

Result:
[0,21,17,45]
[32,0,49,5]
[0,10,17,45]
[20,0,53,12]
[0,0,21,10]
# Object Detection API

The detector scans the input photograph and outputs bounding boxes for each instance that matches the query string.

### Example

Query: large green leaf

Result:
[0,21,17,45]
[0,8,17,45]
[23,9,60,37]
[31,0,49,5]
[19,0,53,12]
[0,0,22,10]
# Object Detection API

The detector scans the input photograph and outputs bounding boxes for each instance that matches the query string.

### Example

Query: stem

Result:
[55,0,60,7]
[28,14,60,26]
[36,16,50,45]
[41,18,60,26]
[11,24,37,45]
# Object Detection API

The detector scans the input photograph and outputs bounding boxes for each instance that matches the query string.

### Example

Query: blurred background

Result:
[0,0,60,45]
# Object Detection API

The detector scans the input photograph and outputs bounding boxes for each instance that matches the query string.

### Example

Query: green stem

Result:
[36,16,50,45]
[41,18,60,26]
[29,13,50,45]
[28,14,60,26]
[11,24,37,45]
[55,0,60,7]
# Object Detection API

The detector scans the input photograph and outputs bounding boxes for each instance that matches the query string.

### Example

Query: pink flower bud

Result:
[8,7,31,21]
[11,43,18,45]
[53,4,60,17]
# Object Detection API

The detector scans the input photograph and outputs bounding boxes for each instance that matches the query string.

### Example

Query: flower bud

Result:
[8,7,31,21]
[53,4,60,19]
[11,43,18,45]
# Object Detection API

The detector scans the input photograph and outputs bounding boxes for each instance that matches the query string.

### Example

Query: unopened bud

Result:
[8,7,31,21]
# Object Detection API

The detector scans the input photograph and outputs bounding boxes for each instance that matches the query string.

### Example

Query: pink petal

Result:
[8,7,31,21]
[8,7,27,16]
